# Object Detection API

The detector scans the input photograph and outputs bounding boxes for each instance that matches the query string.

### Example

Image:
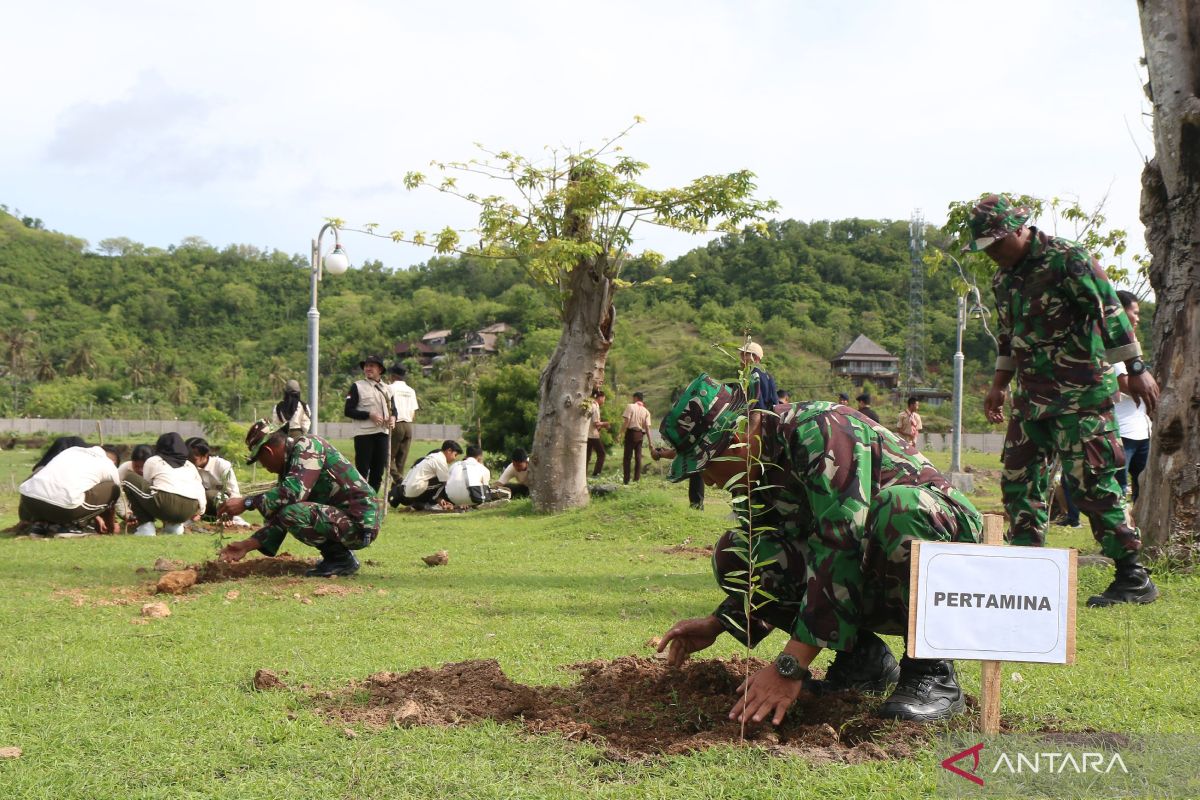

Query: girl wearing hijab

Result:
[274,379,311,436]
[121,433,207,536]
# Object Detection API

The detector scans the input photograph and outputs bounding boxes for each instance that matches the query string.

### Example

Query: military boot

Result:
[1086,557,1158,607]
[876,657,965,722]
[305,543,361,577]
[819,630,901,694]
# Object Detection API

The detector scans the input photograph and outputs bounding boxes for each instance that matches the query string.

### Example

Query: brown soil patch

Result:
[52,586,152,607]
[192,554,315,583]
[317,656,947,761]
[254,669,289,690]
[659,543,714,559]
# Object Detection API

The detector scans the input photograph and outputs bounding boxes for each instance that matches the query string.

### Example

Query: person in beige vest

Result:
[619,391,652,484]
[343,354,395,492]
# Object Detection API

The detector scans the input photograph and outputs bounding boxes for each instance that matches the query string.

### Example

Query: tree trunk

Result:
[528,261,615,512]
[1135,0,1200,551]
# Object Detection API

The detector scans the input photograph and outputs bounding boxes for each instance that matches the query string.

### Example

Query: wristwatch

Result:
[774,653,811,681]
[244,495,257,511]
[1127,358,1147,377]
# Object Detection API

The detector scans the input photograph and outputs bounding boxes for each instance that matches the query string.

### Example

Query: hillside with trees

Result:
[3,208,1148,450]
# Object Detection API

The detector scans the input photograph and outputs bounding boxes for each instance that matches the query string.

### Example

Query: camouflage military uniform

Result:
[991,227,1142,559]
[709,402,982,652]
[248,436,381,556]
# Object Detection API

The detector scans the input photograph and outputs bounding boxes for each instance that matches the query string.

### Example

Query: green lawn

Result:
[0,444,1195,799]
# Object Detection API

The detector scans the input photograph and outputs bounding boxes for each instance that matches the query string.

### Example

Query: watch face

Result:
[775,653,800,678]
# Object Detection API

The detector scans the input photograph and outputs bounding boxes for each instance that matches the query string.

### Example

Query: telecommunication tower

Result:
[904,211,926,397]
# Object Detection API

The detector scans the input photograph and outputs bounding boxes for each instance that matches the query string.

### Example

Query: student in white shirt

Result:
[187,437,250,526]
[1113,291,1152,503]
[386,364,420,484]
[19,443,122,535]
[122,433,207,536]
[497,448,531,498]
[445,446,495,506]
[395,440,462,510]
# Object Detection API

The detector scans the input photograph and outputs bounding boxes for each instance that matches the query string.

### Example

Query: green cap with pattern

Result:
[659,374,746,482]
[245,418,284,465]
[964,193,1031,252]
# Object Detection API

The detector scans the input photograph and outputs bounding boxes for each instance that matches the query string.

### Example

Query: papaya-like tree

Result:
[397,122,777,511]
[1135,1,1200,552]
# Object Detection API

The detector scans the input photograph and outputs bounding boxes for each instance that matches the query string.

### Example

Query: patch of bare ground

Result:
[192,553,315,583]
[314,656,964,762]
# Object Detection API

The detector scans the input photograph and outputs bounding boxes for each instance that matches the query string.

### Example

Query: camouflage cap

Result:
[245,418,285,465]
[964,194,1031,252]
[659,374,746,483]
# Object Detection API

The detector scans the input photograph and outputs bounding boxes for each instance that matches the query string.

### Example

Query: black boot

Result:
[1086,557,1158,607]
[305,543,361,577]
[876,657,965,722]
[820,630,900,694]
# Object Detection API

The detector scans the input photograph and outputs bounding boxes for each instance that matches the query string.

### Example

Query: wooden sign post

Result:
[908,513,1077,736]
[980,515,1004,735]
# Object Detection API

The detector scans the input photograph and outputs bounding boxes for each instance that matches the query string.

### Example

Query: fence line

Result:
[0,418,463,442]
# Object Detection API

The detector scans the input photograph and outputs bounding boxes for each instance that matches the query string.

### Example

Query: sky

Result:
[1,1,1154,272]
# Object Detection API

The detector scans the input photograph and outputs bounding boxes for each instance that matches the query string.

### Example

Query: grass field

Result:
[1,442,1196,799]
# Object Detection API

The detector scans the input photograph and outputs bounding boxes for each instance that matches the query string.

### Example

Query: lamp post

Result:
[947,255,988,491]
[308,224,350,435]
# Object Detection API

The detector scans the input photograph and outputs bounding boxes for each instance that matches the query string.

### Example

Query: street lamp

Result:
[945,256,993,489]
[308,224,350,435]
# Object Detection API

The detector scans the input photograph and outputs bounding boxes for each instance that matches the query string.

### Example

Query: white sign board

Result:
[908,542,1076,664]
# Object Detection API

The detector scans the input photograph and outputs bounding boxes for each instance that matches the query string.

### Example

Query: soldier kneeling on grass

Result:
[216,420,381,578]
[655,374,983,725]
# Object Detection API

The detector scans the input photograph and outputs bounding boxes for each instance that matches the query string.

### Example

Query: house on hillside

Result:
[464,322,521,357]
[830,334,899,388]
[394,329,454,375]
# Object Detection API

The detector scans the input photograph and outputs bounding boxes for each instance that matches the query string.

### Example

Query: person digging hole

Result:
[655,374,983,726]
[216,420,381,578]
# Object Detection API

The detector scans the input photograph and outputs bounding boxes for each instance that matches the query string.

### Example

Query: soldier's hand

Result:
[219,539,258,563]
[984,387,1007,424]
[219,497,248,517]
[658,616,723,667]
[1126,372,1159,416]
[731,664,806,726]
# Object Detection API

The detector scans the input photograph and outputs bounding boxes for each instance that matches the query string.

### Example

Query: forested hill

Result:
[0,210,1001,433]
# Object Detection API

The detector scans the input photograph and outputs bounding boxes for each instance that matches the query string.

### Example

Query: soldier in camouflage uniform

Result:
[968,194,1161,607]
[217,420,381,577]
[655,374,982,725]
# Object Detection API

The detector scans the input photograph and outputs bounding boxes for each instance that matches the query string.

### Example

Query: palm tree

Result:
[265,357,288,396]
[65,341,96,377]
[34,353,57,382]
[168,376,196,406]
[0,328,36,375]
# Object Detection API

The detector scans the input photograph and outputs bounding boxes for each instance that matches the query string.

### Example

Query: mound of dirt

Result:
[192,554,315,583]
[318,656,943,761]
[156,569,198,594]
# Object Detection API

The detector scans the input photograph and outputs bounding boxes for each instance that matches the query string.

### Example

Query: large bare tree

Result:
[1136,1,1200,550]
[398,122,776,512]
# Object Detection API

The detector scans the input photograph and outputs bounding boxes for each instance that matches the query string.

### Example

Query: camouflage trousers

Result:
[713,485,981,651]
[256,502,377,556]
[1002,411,1139,560]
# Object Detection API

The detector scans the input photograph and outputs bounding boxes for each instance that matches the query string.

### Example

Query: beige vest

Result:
[351,378,393,436]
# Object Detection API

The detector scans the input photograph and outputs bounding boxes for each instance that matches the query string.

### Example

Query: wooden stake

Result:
[980,513,1005,735]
